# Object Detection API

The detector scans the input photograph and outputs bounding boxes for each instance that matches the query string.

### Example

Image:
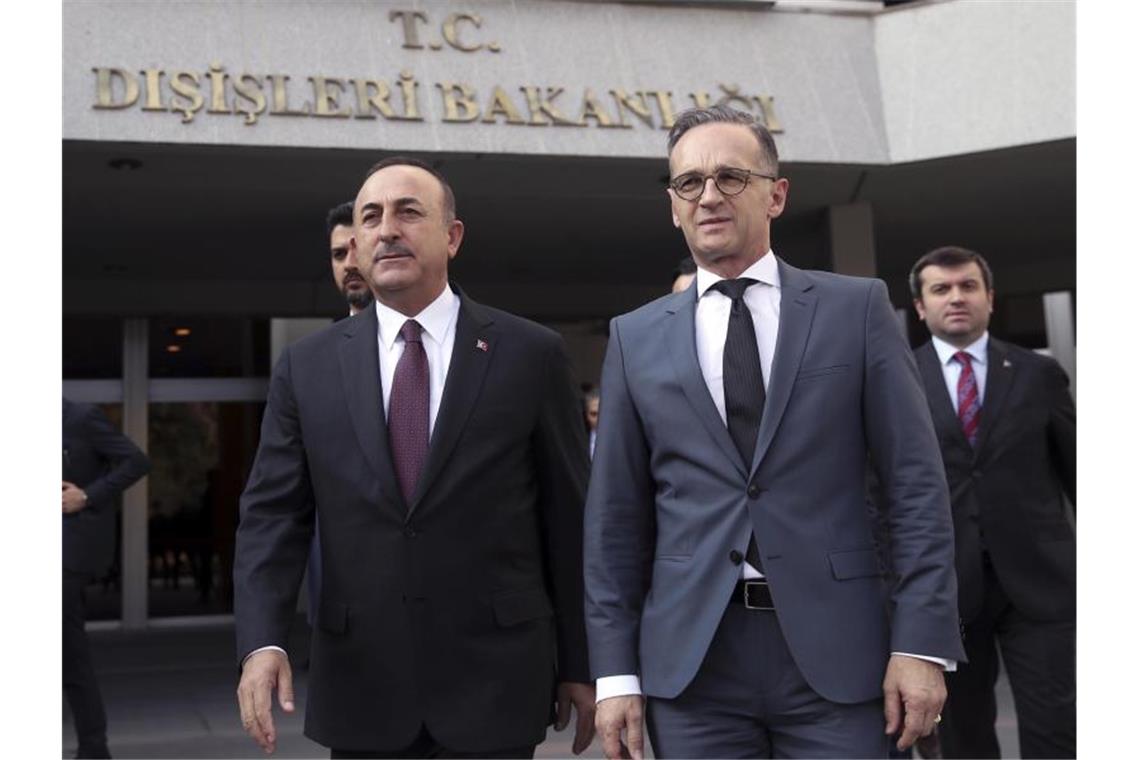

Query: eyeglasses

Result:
[668,167,776,201]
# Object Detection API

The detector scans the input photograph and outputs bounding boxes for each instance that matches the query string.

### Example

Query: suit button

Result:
[404,526,417,538]
[972,470,983,479]
[729,550,743,565]
[747,483,761,499]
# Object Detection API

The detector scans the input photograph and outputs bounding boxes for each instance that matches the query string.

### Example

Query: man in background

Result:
[910,246,1075,758]
[327,200,372,316]
[584,386,600,460]
[63,398,150,759]
[670,256,696,293]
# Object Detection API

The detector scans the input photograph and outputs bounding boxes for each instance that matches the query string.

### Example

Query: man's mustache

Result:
[374,242,414,260]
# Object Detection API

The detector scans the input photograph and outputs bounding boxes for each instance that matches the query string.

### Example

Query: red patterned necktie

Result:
[388,320,429,503]
[954,351,981,447]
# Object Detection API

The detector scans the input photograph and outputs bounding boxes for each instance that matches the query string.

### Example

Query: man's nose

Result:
[698,176,725,205]
[378,214,400,241]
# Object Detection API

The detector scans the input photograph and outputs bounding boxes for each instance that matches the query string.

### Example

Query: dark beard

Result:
[345,287,373,311]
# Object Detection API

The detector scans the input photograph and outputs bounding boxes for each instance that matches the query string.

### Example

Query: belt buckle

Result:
[743,580,773,611]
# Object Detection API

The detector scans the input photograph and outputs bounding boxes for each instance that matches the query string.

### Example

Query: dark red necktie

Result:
[954,351,981,447]
[388,320,429,503]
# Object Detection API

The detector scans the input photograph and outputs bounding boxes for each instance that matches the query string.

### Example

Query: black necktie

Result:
[712,278,766,570]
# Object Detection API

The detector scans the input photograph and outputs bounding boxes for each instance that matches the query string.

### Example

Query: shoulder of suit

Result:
[612,291,678,328]
[792,267,882,293]
[993,338,1067,376]
[469,301,564,346]
[284,317,352,357]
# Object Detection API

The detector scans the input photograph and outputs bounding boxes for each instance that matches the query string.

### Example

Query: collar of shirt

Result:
[932,332,989,369]
[374,285,459,350]
[695,250,781,299]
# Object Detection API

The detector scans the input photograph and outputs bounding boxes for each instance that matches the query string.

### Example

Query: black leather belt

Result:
[729,579,775,611]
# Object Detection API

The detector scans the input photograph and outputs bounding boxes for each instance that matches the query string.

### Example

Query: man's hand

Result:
[596,694,645,760]
[237,649,294,754]
[883,654,946,751]
[555,681,597,755]
[62,482,87,514]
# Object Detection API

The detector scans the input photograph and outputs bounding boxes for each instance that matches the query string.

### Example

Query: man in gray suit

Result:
[584,106,965,758]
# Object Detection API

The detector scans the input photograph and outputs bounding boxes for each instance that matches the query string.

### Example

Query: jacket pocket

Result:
[796,364,850,383]
[317,600,349,634]
[828,548,883,580]
[492,587,554,627]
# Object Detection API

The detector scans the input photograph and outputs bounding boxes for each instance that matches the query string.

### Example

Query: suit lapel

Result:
[973,337,1014,457]
[407,288,496,514]
[665,287,748,478]
[916,341,966,446]
[751,260,817,473]
[338,307,406,511]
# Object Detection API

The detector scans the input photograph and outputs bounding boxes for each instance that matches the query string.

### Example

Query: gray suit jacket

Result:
[584,259,964,704]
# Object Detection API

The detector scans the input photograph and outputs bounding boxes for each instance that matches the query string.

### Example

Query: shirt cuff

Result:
[242,645,287,667]
[596,674,642,703]
[893,651,957,672]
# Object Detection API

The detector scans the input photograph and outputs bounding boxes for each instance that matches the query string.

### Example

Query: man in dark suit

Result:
[585,106,963,758]
[909,246,1076,758]
[62,398,150,759]
[234,157,595,758]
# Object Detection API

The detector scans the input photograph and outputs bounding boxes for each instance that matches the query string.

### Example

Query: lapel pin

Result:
[475,338,489,352]
[1003,359,1012,368]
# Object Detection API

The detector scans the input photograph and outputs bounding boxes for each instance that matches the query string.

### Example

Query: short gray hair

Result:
[667,105,779,174]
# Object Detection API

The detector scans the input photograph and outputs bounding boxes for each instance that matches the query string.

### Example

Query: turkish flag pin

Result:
[476,338,489,352]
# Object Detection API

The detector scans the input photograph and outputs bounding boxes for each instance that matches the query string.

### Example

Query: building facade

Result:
[63,0,1076,627]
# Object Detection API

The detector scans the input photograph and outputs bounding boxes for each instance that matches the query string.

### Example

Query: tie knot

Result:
[953,350,972,367]
[712,278,757,302]
[399,319,423,344]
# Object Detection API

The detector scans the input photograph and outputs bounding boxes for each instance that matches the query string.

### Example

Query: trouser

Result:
[331,725,535,758]
[63,569,109,755]
[646,603,889,758]
[939,560,1075,758]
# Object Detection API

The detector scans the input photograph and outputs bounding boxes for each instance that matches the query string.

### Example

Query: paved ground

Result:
[63,619,1020,759]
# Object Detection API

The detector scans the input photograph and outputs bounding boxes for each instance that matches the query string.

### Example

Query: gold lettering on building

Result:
[437,82,481,122]
[442,13,484,52]
[269,75,311,116]
[520,86,583,127]
[93,67,139,109]
[141,69,166,112]
[89,65,783,134]
[233,75,267,125]
[311,77,352,118]
[169,71,204,123]
[610,90,653,129]
[351,79,398,120]
[481,86,525,125]
[206,62,229,114]
[390,10,429,50]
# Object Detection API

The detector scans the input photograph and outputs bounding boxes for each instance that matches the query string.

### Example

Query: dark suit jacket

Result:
[585,261,963,705]
[62,398,150,576]
[233,288,591,752]
[915,338,1076,623]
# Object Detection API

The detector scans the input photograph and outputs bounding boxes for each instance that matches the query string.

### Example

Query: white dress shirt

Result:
[694,252,781,581]
[245,285,460,665]
[374,284,460,435]
[931,333,989,412]
[595,253,952,704]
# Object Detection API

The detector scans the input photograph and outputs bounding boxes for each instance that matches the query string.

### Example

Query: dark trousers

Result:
[331,725,535,759]
[646,604,889,759]
[939,560,1075,759]
[63,569,109,757]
